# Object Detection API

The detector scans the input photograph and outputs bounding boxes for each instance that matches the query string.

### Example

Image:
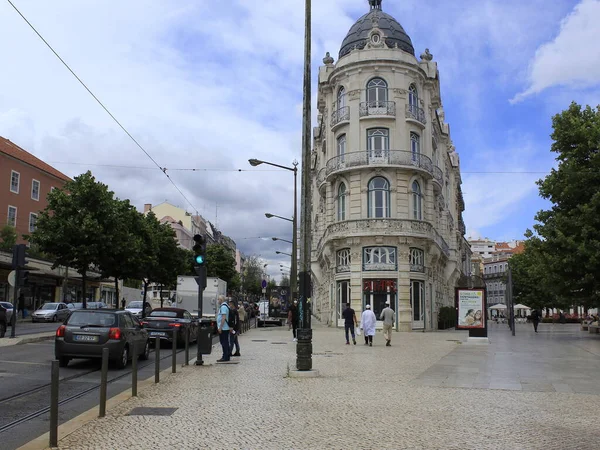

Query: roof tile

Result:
[0,136,71,182]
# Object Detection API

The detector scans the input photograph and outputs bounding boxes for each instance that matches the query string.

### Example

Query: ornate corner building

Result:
[310,0,470,331]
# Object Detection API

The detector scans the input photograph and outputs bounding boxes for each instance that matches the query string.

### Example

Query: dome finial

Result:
[369,0,383,10]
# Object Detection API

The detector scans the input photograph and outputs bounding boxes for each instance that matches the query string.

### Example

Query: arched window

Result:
[337,86,346,109]
[412,180,422,220]
[337,183,347,221]
[409,248,425,272]
[368,177,390,218]
[367,128,389,159]
[409,84,419,110]
[367,78,388,106]
[337,134,346,162]
[411,132,420,162]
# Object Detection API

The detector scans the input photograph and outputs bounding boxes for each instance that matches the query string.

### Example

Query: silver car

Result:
[32,302,70,323]
[0,301,14,324]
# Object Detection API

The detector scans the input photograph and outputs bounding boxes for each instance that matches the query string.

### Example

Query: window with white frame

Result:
[366,78,388,106]
[412,180,422,220]
[408,84,418,109]
[409,248,425,272]
[337,248,351,273]
[368,177,390,218]
[10,171,20,193]
[337,86,346,109]
[337,134,346,161]
[29,212,38,232]
[337,183,347,221]
[367,128,389,158]
[411,132,420,162]
[31,179,40,201]
[363,246,397,271]
[7,206,17,227]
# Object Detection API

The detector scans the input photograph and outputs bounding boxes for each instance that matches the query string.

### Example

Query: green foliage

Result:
[242,255,266,296]
[280,275,290,287]
[0,225,17,251]
[205,244,238,284]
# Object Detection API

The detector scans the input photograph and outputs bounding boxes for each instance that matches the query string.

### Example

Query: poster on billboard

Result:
[456,288,485,329]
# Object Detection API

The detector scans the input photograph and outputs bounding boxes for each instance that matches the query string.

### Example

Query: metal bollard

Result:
[155,337,160,383]
[184,328,189,365]
[172,328,178,374]
[132,341,138,397]
[99,347,109,417]
[49,360,59,447]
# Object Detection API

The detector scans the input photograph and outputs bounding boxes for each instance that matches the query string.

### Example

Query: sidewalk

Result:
[0,331,54,347]
[25,322,600,450]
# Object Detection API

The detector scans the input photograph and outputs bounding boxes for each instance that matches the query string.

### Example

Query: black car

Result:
[55,310,149,368]
[0,304,7,338]
[141,308,198,346]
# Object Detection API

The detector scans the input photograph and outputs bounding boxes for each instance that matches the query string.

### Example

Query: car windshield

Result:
[127,302,143,308]
[149,311,179,318]
[67,311,116,327]
[41,303,58,310]
[0,302,12,308]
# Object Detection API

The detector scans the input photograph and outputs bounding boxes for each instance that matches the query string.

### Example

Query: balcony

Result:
[405,104,427,127]
[432,166,443,189]
[359,101,396,119]
[316,167,326,194]
[326,150,434,180]
[316,219,450,258]
[331,106,350,130]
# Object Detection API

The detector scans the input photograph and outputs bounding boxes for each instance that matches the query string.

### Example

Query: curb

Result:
[0,332,54,347]
[17,357,198,450]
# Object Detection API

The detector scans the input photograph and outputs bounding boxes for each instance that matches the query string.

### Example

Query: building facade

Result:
[310,1,469,331]
[483,242,524,306]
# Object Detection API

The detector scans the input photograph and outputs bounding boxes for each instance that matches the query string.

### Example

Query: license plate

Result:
[74,334,98,342]
[149,331,167,337]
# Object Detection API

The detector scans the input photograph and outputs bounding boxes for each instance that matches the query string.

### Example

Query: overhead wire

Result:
[6,0,199,215]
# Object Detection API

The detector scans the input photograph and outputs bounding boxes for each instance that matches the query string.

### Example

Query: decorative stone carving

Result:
[420,48,433,61]
[323,52,334,65]
[392,88,407,97]
[347,89,361,100]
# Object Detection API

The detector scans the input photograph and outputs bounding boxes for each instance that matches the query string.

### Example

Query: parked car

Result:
[125,301,152,318]
[31,302,70,323]
[141,308,198,346]
[55,309,149,368]
[0,304,7,337]
[0,301,14,324]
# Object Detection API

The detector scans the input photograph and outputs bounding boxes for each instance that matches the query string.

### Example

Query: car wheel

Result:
[0,322,6,338]
[139,341,150,360]
[116,345,129,369]
[58,356,70,367]
[52,315,57,322]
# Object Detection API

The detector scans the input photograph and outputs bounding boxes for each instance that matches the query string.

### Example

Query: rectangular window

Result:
[31,179,40,201]
[363,246,397,271]
[7,206,17,227]
[29,212,38,232]
[10,171,20,193]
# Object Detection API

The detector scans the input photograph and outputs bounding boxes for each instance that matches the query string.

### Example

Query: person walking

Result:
[228,299,241,357]
[342,303,358,345]
[530,309,541,333]
[380,301,395,346]
[360,304,377,346]
[216,295,231,362]
[288,299,299,342]
[237,301,246,334]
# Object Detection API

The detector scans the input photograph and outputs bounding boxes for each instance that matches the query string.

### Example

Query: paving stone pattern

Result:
[57,322,600,450]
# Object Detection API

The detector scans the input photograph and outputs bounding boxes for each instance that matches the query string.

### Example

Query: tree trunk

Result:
[142,280,149,318]
[160,284,164,308]
[115,277,120,309]
[82,271,87,309]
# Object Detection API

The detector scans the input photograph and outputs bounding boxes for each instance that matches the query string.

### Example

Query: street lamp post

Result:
[249,160,298,306]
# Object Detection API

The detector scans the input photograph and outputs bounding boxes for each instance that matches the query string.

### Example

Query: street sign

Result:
[262,288,266,294]
[261,279,267,289]
[7,270,16,287]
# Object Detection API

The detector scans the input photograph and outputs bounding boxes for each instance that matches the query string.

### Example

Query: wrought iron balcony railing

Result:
[326,150,434,178]
[359,101,396,118]
[405,104,426,125]
[433,166,443,186]
[331,106,350,128]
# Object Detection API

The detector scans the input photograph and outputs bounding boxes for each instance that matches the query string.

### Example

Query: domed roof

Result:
[339,1,414,59]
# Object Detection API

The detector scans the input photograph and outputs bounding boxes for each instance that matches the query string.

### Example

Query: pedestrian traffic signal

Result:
[11,244,28,269]
[192,234,206,266]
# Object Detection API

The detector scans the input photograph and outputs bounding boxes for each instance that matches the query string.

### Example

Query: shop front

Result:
[362,278,397,328]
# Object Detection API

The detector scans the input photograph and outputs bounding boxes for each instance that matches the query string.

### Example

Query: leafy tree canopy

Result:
[205,244,237,285]
[0,225,17,252]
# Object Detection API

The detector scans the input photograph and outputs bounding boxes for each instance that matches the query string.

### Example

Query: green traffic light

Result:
[195,255,204,264]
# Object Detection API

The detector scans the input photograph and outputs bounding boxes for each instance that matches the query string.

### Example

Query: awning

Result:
[513,303,531,310]
[489,303,507,310]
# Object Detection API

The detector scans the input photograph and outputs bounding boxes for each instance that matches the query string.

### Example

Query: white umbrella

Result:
[513,304,530,310]
[489,303,507,310]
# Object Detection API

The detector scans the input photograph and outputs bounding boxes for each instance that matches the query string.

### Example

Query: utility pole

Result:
[296,0,313,372]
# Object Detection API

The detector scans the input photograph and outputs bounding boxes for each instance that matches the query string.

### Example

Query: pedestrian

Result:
[360,304,377,346]
[121,298,126,310]
[342,302,358,345]
[216,295,231,362]
[380,300,395,346]
[530,309,540,333]
[18,293,25,319]
[228,299,241,357]
[237,301,246,334]
[559,311,566,324]
[288,299,299,341]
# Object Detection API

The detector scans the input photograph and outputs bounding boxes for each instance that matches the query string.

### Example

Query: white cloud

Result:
[512,0,600,102]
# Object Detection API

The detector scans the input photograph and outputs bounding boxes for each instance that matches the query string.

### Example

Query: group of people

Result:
[215,295,246,362]
[342,301,396,347]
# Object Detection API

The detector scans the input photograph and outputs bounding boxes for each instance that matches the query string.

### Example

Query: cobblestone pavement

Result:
[54,323,600,450]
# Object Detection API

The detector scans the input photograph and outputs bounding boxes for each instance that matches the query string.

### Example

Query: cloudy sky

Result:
[2,0,599,281]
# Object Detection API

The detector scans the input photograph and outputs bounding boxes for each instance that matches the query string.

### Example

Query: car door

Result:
[130,314,148,352]
[183,311,197,342]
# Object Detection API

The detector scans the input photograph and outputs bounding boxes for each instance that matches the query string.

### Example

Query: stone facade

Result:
[309,2,469,331]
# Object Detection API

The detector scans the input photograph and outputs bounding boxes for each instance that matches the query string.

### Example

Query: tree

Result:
[532,103,600,310]
[280,275,290,287]
[0,225,17,252]
[30,172,117,308]
[206,244,237,284]
[242,255,266,297]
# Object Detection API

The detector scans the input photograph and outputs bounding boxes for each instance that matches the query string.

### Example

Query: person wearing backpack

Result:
[228,299,241,357]
[216,295,231,362]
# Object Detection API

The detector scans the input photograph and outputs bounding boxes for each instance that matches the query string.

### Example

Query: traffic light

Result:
[192,234,206,266]
[11,244,28,269]
[17,270,29,287]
